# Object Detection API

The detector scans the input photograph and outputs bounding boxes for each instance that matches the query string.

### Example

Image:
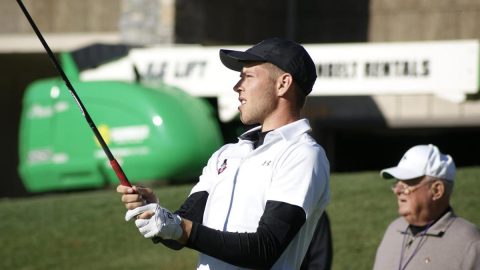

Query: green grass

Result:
[1,167,479,270]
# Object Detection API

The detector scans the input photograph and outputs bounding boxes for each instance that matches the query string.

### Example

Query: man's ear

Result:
[431,181,445,200]
[276,73,294,96]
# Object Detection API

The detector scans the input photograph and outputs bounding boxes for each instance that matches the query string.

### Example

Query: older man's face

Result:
[391,176,434,226]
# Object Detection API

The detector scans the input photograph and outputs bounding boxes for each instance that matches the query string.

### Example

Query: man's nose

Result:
[233,80,243,93]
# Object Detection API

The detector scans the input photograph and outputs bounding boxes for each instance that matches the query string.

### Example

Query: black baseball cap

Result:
[219,37,317,95]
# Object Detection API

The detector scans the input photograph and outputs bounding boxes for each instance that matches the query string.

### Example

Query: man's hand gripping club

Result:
[117,185,189,242]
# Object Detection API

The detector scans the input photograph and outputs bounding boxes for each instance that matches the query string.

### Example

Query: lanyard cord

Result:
[398,222,433,270]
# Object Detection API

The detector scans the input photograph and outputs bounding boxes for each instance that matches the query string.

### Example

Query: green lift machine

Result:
[18,46,223,192]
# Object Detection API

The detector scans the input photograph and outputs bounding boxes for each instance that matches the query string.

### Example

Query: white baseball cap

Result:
[380,144,456,181]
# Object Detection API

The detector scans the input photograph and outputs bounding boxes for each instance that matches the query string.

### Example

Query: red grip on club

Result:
[110,159,132,187]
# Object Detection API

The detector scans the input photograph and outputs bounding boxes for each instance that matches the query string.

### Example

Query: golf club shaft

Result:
[17,0,132,187]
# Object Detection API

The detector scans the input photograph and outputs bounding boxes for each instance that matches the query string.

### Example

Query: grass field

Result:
[1,167,479,270]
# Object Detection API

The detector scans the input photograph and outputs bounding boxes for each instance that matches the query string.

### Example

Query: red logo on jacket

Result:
[217,159,227,174]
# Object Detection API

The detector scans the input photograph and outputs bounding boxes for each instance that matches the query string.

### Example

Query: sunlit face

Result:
[233,62,278,125]
[391,176,434,225]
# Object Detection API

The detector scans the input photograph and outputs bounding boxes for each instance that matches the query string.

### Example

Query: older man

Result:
[373,144,480,270]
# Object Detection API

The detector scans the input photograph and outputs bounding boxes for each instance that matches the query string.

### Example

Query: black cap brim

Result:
[219,49,266,72]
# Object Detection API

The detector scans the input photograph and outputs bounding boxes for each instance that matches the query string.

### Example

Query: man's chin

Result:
[239,117,259,126]
[399,211,415,224]
[398,208,409,218]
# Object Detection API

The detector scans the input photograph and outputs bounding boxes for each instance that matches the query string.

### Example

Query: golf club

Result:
[16,0,132,187]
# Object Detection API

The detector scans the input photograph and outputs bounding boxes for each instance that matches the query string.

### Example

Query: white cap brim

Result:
[380,166,424,181]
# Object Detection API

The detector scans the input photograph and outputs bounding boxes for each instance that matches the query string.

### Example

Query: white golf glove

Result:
[125,203,183,240]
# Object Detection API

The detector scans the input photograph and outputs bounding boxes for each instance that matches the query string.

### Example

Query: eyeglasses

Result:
[391,179,433,195]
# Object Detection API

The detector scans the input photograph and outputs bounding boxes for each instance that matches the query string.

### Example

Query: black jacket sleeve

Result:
[174,191,209,222]
[185,200,306,269]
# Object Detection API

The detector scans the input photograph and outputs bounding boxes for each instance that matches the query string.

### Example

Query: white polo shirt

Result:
[190,119,330,270]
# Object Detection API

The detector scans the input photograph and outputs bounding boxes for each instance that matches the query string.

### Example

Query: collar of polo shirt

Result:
[240,119,312,144]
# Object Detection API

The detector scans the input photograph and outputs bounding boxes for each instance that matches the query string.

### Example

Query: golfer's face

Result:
[233,63,277,125]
